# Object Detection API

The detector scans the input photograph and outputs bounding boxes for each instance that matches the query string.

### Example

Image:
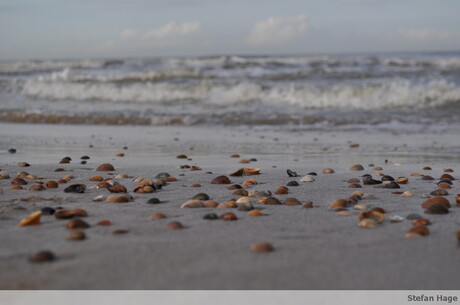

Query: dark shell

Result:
[192,193,210,200]
[211,175,231,184]
[147,198,162,204]
[203,213,218,220]
[286,181,299,186]
[287,169,298,177]
[424,203,449,214]
[430,189,449,196]
[384,182,400,189]
[64,184,86,193]
[29,251,56,263]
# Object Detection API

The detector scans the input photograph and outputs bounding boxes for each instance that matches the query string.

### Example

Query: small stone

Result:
[67,231,86,241]
[10,185,23,190]
[66,219,90,229]
[322,168,335,174]
[11,177,28,185]
[155,172,170,179]
[29,251,56,263]
[300,175,315,182]
[64,184,86,193]
[425,203,449,214]
[264,197,281,205]
[95,163,115,171]
[18,211,42,226]
[211,175,231,184]
[8,148,16,153]
[247,210,264,216]
[40,207,55,215]
[250,242,274,253]
[350,164,364,171]
[181,200,204,208]
[165,221,183,229]
[203,213,219,220]
[283,198,301,206]
[150,213,167,220]
[193,193,210,200]
[243,168,260,175]
[114,173,129,179]
[437,182,452,189]
[371,207,386,214]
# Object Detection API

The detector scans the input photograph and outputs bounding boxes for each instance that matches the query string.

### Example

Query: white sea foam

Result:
[0,59,105,74]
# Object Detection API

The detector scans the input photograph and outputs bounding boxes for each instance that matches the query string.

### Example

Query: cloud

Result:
[247,15,308,47]
[120,28,138,39]
[143,21,201,39]
[394,28,453,42]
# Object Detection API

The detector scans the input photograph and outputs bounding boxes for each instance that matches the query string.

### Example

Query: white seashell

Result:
[353,204,367,210]
[115,173,129,179]
[92,195,105,202]
[401,191,413,198]
[389,215,404,223]
[300,175,315,182]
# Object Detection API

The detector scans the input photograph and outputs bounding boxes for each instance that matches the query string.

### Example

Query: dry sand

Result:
[0,123,459,289]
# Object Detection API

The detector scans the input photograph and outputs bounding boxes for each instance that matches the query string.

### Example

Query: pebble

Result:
[353,204,367,210]
[134,185,155,193]
[283,198,301,206]
[114,173,129,179]
[234,189,249,196]
[181,200,204,208]
[211,175,231,184]
[54,209,88,219]
[18,211,42,226]
[350,164,364,171]
[239,159,250,164]
[395,177,409,184]
[243,168,260,175]
[300,175,315,182]
[165,221,183,229]
[227,184,243,190]
[203,213,219,220]
[337,211,352,216]
[40,207,55,215]
[64,184,86,193]
[421,175,435,180]
[60,157,71,164]
[29,251,56,263]
[0,171,10,179]
[250,242,274,253]
[438,179,453,185]
[116,153,124,157]
[67,231,86,241]
[95,163,115,171]
[190,184,201,187]
[66,219,90,229]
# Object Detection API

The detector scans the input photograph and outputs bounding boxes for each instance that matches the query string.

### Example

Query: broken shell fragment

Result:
[18,211,42,226]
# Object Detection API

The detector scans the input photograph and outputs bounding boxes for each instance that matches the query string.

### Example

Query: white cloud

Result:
[247,15,308,47]
[394,28,453,42]
[143,21,201,40]
[120,28,138,39]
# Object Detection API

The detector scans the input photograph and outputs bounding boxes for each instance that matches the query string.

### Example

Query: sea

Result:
[1,51,460,131]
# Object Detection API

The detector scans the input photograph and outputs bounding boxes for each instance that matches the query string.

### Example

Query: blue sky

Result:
[1,0,459,60]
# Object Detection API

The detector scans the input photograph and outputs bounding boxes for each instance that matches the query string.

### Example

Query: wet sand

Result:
[0,123,459,289]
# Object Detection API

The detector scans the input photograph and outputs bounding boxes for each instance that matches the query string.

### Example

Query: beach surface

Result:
[0,123,459,290]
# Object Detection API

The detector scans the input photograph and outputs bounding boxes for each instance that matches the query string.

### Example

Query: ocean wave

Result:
[0,59,106,75]
[22,78,460,110]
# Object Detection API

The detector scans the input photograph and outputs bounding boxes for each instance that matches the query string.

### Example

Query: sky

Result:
[0,0,459,60]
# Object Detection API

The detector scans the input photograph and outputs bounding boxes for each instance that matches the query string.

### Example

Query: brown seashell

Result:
[59,158,70,164]
[239,159,250,164]
[247,210,264,216]
[54,168,67,172]
[411,173,424,177]
[29,251,56,263]
[283,197,301,206]
[423,166,432,170]
[444,168,454,173]
[230,154,240,158]
[412,218,431,226]
[11,177,28,185]
[250,242,274,253]
[264,197,281,205]
[114,173,129,179]
[140,178,154,186]
[29,184,45,191]
[106,195,132,203]
[176,154,188,159]
[440,173,455,180]
[229,168,244,176]
[348,183,362,188]
[235,197,251,204]
[95,163,115,171]
[348,178,360,183]
[352,191,364,196]
[25,174,37,180]
[63,175,74,182]
[203,200,219,208]
[211,175,231,184]
[89,176,104,181]
[108,185,127,193]
[430,189,448,196]
[66,219,90,229]
[10,185,23,190]
[96,181,111,188]
[438,182,451,189]
[242,179,258,186]
[18,211,42,226]
[16,172,29,178]
[165,177,177,182]
[219,212,238,221]
[421,175,435,180]
[190,184,201,187]
[422,196,451,208]
[227,184,242,190]
[408,226,429,236]
[97,220,112,226]
[358,218,376,228]
[371,207,386,214]
[18,162,30,167]
[302,201,314,208]
[395,177,409,184]
[233,189,249,196]
[322,168,335,174]
[67,231,86,241]
[243,168,260,175]
[165,221,183,229]
[116,153,124,157]
[54,209,88,219]
[373,166,383,170]
[350,164,364,171]
[424,203,449,214]
[150,213,167,220]
[44,180,58,188]
[337,211,352,216]
[181,200,204,208]
[274,186,289,195]
[359,210,385,223]
[57,179,67,184]
[330,199,349,209]
[217,203,231,208]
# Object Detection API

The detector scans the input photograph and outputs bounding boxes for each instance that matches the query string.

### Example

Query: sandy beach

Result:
[0,122,459,289]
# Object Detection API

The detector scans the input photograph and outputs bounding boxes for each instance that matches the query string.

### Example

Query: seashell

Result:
[44,180,58,188]
[190,184,201,187]
[29,184,45,191]
[203,200,219,208]
[155,173,170,180]
[438,182,451,189]
[401,191,413,198]
[348,183,362,188]
[92,195,105,202]
[358,218,376,228]
[181,200,204,208]
[286,181,299,186]
[230,154,240,158]
[353,204,367,210]
[57,179,68,184]
[274,186,289,195]
[440,173,455,180]
[113,229,129,235]
[64,184,86,193]
[264,197,281,205]
[108,185,127,193]
[106,195,132,203]
[239,159,250,164]
[217,203,231,208]
[337,211,352,216]
[190,166,201,171]
[164,177,176,182]
[411,173,424,177]
[114,173,129,179]
[242,179,258,186]
[359,210,384,223]
[54,209,88,219]
[322,168,335,174]
[133,177,144,182]
[176,154,188,159]
[211,175,231,184]
[29,251,56,263]
[405,232,422,238]
[97,220,112,226]
[0,171,11,179]
[287,169,298,177]
[422,166,432,170]
[10,185,23,190]
[421,197,451,208]
[330,199,350,209]
[150,213,167,220]
[67,231,86,241]
[226,200,238,208]
[66,219,90,229]
[146,198,161,204]
[348,178,360,183]
[166,221,183,229]
[81,155,90,160]
[229,168,244,176]
[250,242,274,253]
[444,168,454,172]
[371,207,386,214]
[133,185,155,193]
[408,226,429,236]
[18,211,42,226]
[219,212,237,221]
[350,164,364,171]
[192,193,210,200]
[234,189,249,196]
[362,177,382,185]
[116,153,124,157]
[18,162,30,167]
[59,157,71,164]
[11,177,28,185]
[236,197,252,204]
[351,191,364,197]
[395,177,409,184]
[283,197,301,206]
[300,175,315,182]
[140,178,154,186]
[412,218,431,226]
[389,215,404,222]
[95,163,115,171]
[373,166,383,170]
[421,175,435,180]
[63,175,74,182]
[203,213,219,220]
[227,184,242,190]
[303,201,314,208]
[349,143,359,148]
[54,168,67,172]
[243,168,260,175]
[430,189,448,196]
[424,203,449,214]
[247,210,264,216]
